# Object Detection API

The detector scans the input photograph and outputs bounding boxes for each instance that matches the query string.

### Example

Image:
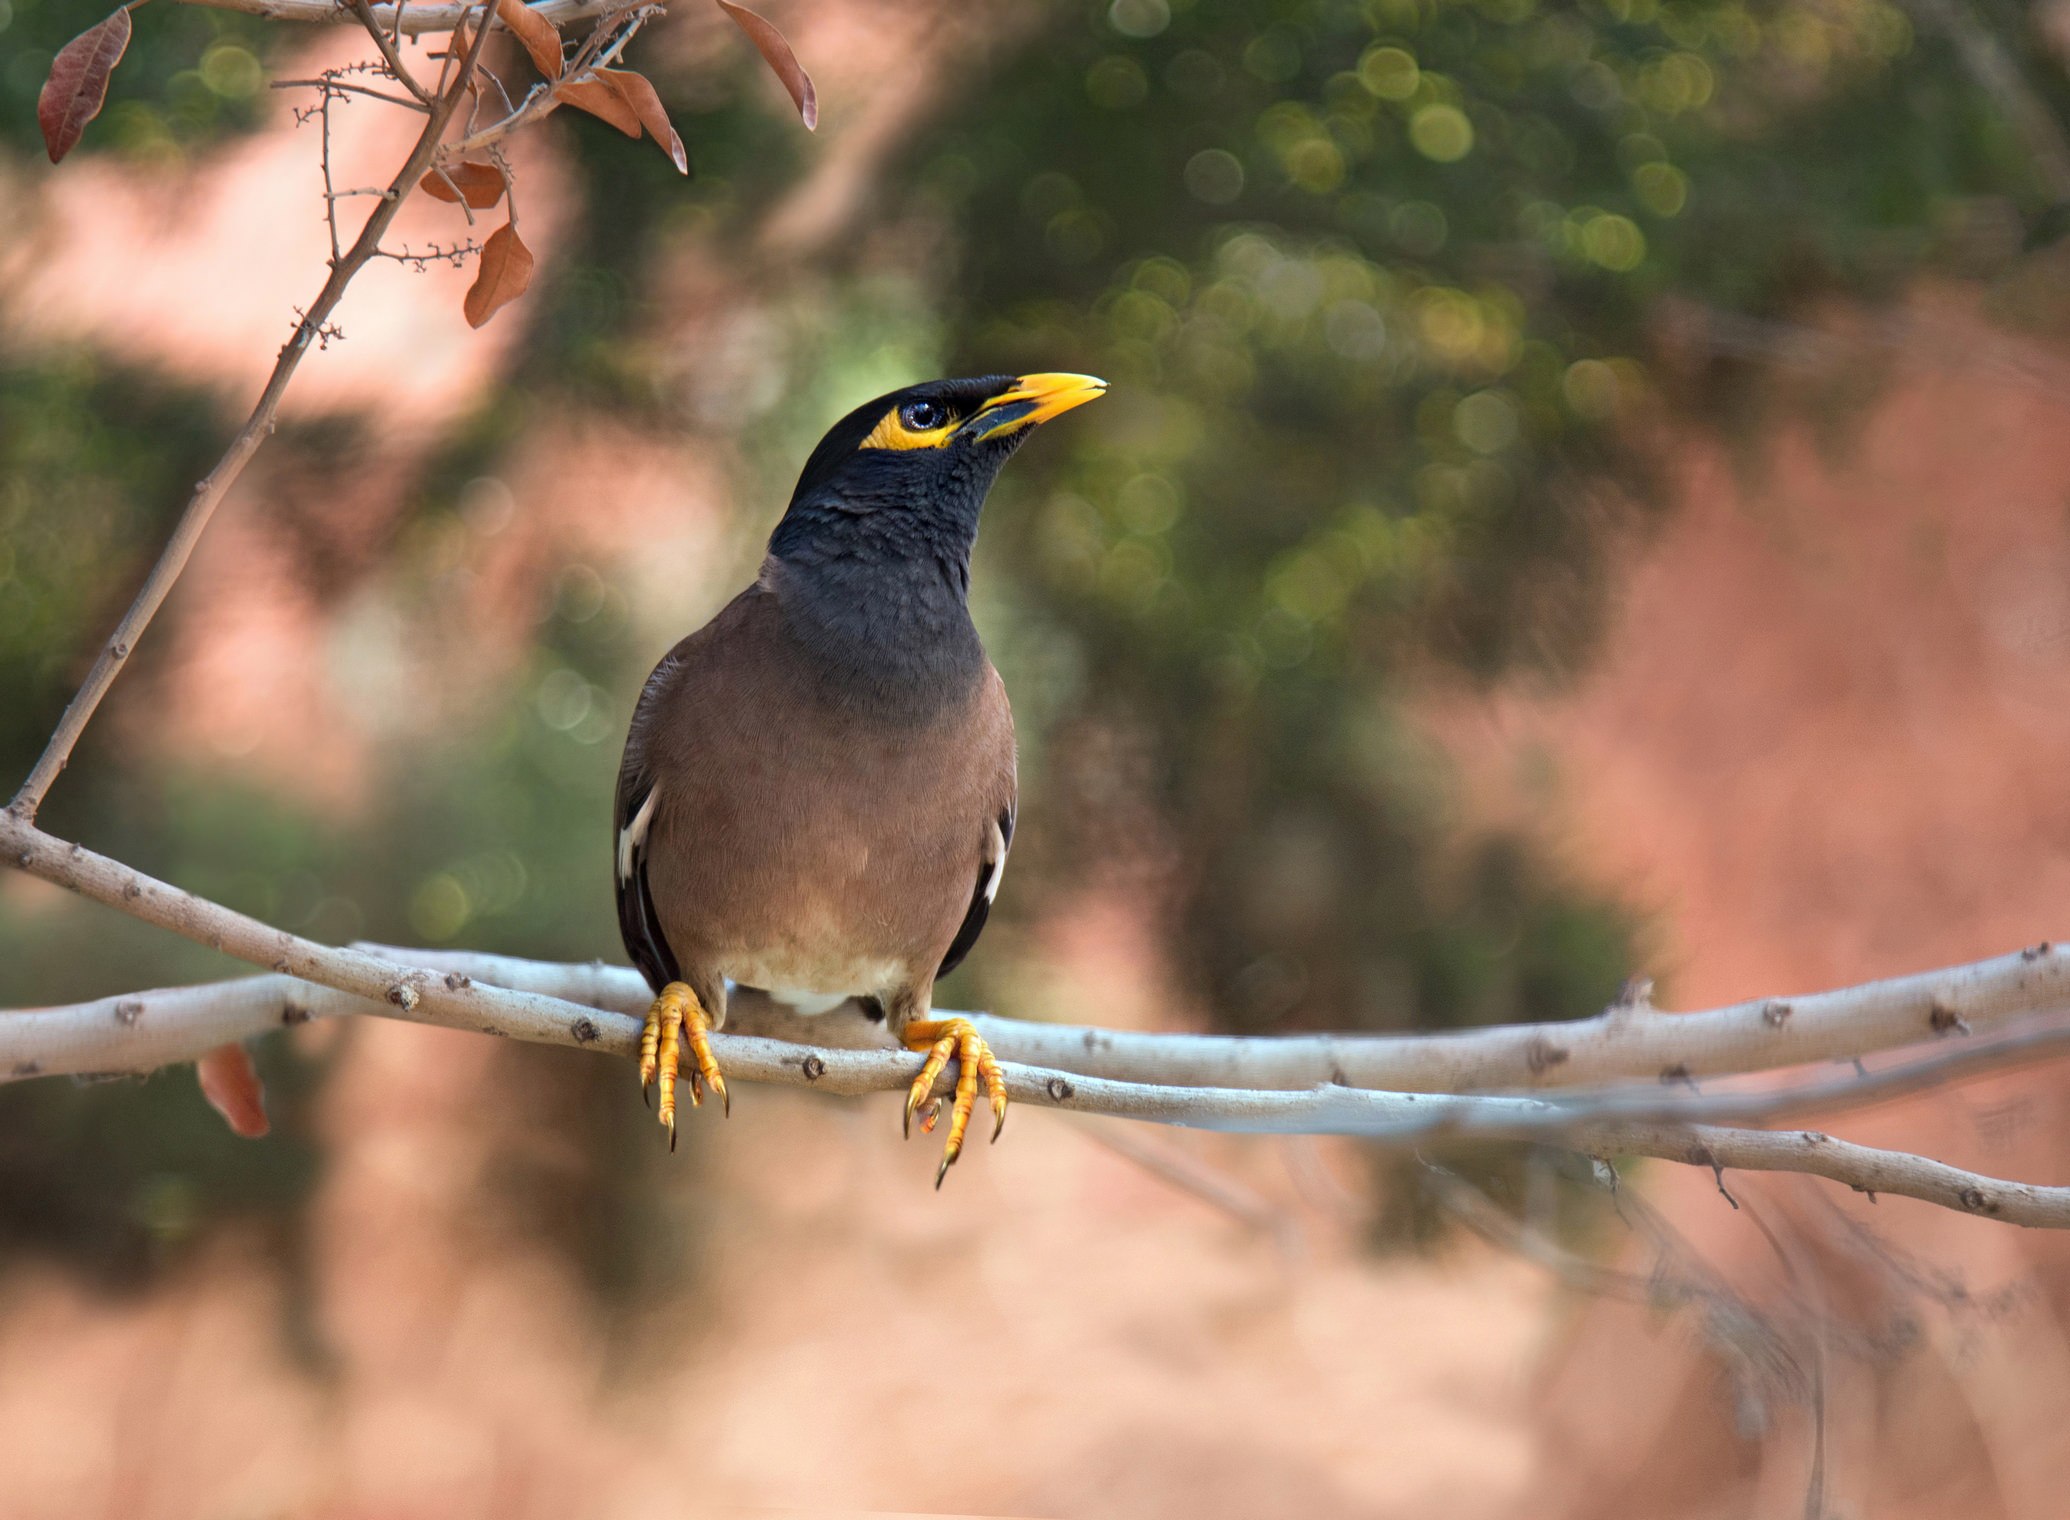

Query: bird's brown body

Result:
[621,570,1016,1031]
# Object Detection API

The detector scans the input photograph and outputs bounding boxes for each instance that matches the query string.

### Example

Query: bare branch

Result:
[274,75,433,111]
[347,944,2070,1099]
[6,5,497,824]
[173,0,640,38]
[4,809,2070,1226]
[1898,0,2070,201]
[349,0,435,103]
[10,939,2070,1126]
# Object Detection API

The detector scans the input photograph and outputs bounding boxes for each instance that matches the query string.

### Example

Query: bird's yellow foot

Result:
[639,981,727,1147]
[902,1017,1007,1188]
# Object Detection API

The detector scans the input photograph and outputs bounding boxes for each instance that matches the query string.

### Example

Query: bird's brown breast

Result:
[630,584,1015,1016]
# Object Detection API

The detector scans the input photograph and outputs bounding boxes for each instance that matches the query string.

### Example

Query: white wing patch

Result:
[618,785,659,885]
[982,813,1009,904]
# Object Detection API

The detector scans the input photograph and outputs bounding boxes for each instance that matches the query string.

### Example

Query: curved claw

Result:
[900,1017,1009,1187]
[638,982,727,1146]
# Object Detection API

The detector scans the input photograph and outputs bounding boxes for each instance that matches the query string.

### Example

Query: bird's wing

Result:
[615,651,685,995]
[936,800,1014,981]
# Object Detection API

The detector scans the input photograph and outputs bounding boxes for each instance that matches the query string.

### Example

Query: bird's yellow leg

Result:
[901,1017,1007,1188]
[639,982,728,1147]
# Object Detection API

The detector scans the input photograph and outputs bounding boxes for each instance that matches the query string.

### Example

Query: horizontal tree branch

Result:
[18,944,2070,1130]
[6,808,2070,1226]
[177,937,2070,1100]
[175,0,639,37]
[11,945,2069,1146]
[7,964,2066,1228]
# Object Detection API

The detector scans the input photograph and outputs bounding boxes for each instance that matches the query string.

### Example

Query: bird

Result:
[613,372,1106,1184]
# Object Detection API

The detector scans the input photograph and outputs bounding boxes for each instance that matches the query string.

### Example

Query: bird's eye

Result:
[900,400,948,431]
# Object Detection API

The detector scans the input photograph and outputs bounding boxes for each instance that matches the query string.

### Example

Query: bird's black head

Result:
[769,373,1106,587]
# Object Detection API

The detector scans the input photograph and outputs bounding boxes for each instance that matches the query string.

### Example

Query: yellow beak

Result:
[964,372,1108,440]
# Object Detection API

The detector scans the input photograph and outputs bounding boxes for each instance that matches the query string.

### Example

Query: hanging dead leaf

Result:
[556,76,640,138]
[598,69,688,174]
[37,6,134,164]
[196,1043,270,1139]
[464,220,535,328]
[715,0,817,130]
[421,160,508,209]
[496,0,563,79]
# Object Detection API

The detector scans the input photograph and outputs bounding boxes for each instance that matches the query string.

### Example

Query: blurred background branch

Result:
[178,0,642,37]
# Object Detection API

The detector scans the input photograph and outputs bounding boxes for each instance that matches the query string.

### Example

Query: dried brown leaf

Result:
[464,220,535,328]
[496,0,563,79]
[197,1043,269,1139]
[555,76,640,137]
[715,0,817,130]
[421,160,508,209]
[37,7,134,164]
[599,68,688,174]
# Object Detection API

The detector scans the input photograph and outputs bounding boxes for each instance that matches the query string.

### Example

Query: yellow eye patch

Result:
[861,404,957,451]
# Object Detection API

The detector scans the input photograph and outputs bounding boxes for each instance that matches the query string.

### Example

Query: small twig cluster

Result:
[375,239,484,271]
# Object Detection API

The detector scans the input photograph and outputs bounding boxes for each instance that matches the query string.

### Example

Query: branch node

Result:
[571,1016,600,1043]
[1525,1035,1571,1075]
[1761,999,1793,1028]
[114,999,143,1026]
[1691,1150,1739,1209]
[386,981,421,1011]
[1930,1001,1972,1037]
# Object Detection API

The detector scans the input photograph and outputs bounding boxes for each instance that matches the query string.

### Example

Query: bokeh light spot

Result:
[1409,104,1474,163]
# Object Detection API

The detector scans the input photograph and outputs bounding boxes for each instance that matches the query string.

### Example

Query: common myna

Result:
[614,372,1106,1183]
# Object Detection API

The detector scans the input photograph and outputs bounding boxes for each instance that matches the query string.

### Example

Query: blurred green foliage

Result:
[5,0,2069,1278]
[913,0,2054,1034]
[0,347,225,775]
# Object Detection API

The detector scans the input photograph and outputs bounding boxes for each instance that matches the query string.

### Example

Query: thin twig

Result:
[319,88,341,265]
[274,76,433,111]
[350,0,435,104]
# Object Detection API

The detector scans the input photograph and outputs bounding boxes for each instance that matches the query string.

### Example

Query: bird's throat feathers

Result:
[761,490,995,714]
